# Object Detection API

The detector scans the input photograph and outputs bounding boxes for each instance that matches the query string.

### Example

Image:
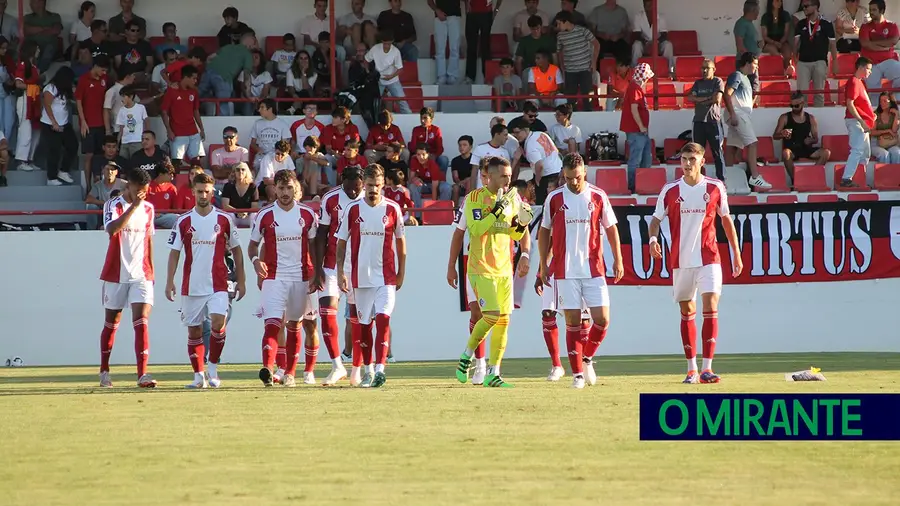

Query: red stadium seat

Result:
[806,193,839,203]
[833,165,871,190]
[489,33,510,59]
[148,36,179,49]
[680,83,695,109]
[635,167,667,195]
[420,200,455,225]
[638,57,670,80]
[644,197,658,207]
[674,56,704,81]
[668,30,701,56]
[265,36,286,60]
[765,194,799,204]
[188,36,218,56]
[664,138,689,161]
[729,195,760,205]
[793,165,829,192]
[714,56,735,79]
[746,136,778,163]
[609,197,638,206]
[399,64,420,85]
[874,163,900,190]
[757,55,785,79]
[598,57,617,81]
[835,79,849,105]
[484,59,502,85]
[760,81,791,107]
[848,193,879,201]
[594,168,630,195]
[400,87,424,113]
[646,83,679,110]
[832,53,860,79]
[821,134,850,162]
[756,165,791,192]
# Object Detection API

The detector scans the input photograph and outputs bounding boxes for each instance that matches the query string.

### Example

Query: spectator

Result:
[525,50,566,108]
[869,91,900,163]
[512,0,550,43]
[348,41,371,84]
[148,161,178,228]
[84,161,125,229]
[0,0,19,55]
[77,19,112,60]
[555,10,599,111]
[217,7,252,47]
[555,0,587,28]
[515,15,556,77]
[90,135,127,185]
[72,46,93,80]
[377,0,418,62]
[103,70,135,135]
[336,139,365,179]
[161,65,205,168]
[494,57,524,111]
[23,0,63,72]
[836,0,870,53]
[298,135,329,197]
[114,20,154,83]
[270,34,298,86]
[164,47,206,86]
[13,41,41,173]
[338,0,377,54]
[249,98,291,168]
[210,126,250,185]
[464,0,499,84]
[221,162,259,227]
[410,107,449,172]
[108,0,146,43]
[320,106,361,184]
[771,92,830,181]
[200,33,254,116]
[116,86,149,159]
[509,101,548,133]
[301,0,347,61]
[286,50,318,110]
[365,109,407,163]
[588,0,630,63]
[549,103,582,155]
[725,53,772,189]
[509,124,560,204]
[129,130,168,174]
[841,56,874,187]
[69,1,95,57]
[311,32,336,95]
[175,165,205,210]
[361,20,378,48]
[241,49,272,116]
[152,48,177,93]
[39,66,77,186]
[469,122,514,189]
[256,139,296,199]
[291,103,325,154]
[794,1,837,108]
[379,141,410,182]
[631,0,674,73]
[75,53,110,193]
[761,0,793,72]
[448,136,472,202]
[409,143,452,213]
[365,29,411,114]
[429,0,462,85]
[605,58,632,111]
[155,22,187,60]
[688,59,726,180]
[384,170,417,225]
[0,37,13,148]
[860,0,900,103]
[735,1,762,102]
[620,62,652,190]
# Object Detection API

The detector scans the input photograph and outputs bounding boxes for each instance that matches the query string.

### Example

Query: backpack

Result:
[586,132,620,162]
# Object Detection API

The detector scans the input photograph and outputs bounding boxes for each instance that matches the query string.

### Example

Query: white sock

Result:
[463,348,474,358]
[366,364,374,375]
[332,358,342,367]
[574,372,584,379]
[207,362,218,377]
[475,357,487,369]
[194,372,204,382]
[702,358,713,372]
[488,365,500,376]
[687,357,698,373]
[375,364,385,374]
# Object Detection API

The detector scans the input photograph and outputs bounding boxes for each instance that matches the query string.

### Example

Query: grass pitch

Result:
[1,352,899,506]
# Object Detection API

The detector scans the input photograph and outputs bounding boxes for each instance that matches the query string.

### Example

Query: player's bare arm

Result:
[165,248,180,302]
[648,216,663,259]
[395,236,407,290]
[306,233,321,294]
[231,245,247,301]
[532,159,544,179]
[606,224,625,283]
[721,214,744,277]
[313,224,329,288]
[336,238,349,293]
[537,225,552,287]
[105,191,145,236]
[447,228,465,289]
[515,226,530,278]
[247,239,267,279]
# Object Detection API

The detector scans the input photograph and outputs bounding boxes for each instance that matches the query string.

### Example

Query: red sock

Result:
[702,311,718,361]
[319,307,340,359]
[133,317,149,377]
[582,323,608,359]
[565,325,583,375]
[541,315,561,368]
[374,314,391,365]
[304,343,318,373]
[350,316,363,367]
[100,321,118,372]
[276,346,287,370]
[208,328,226,364]
[188,336,205,373]
[284,323,301,376]
[680,312,697,361]
[360,322,374,365]
[262,318,282,369]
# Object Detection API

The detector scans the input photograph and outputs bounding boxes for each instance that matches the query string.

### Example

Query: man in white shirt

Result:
[249,99,291,170]
[365,29,411,114]
[256,140,296,201]
[337,0,377,54]
[469,122,517,190]
[510,124,562,205]
[631,0,674,71]
[300,0,347,61]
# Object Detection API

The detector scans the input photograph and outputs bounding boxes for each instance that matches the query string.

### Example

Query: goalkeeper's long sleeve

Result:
[466,208,499,237]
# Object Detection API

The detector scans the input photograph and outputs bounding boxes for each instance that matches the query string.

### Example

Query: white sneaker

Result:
[748,175,772,190]
[273,367,285,384]
[303,371,316,385]
[206,363,221,388]
[99,371,113,387]
[546,366,565,381]
[472,366,487,386]
[18,163,35,172]
[572,375,586,389]
[282,374,297,387]
[47,179,62,186]
[137,374,157,388]
[57,172,74,184]
[323,364,347,386]
[186,374,208,389]
[583,359,597,386]
[349,366,362,386]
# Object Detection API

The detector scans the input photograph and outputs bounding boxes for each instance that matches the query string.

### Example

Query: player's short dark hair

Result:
[415,142,429,153]
[458,135,474,146]
[222,6,239,19]
[856,56,873,69]
[345,140,360,151]
[486,156,510,173]
[681,142,706,157]
[420,107,435,119]
[193,172,215,186]
[342,165,363,181]
[364,164,385,180]
[303,135,320,150]
[128,167,152,186]
[273,169,298,186]
[92,53,110,69]
[490,123,507,137]
[274,140,291,153]
[387,141,402,153]
[103,135,118,145]
[527,15,543,28]
[159,48,176,61]
[318,31,331,43]
[181,65,198,79]
[535,49,552,61]
[738,52,758,68]
[790,91,805,101]
[332,106,351,121]
[562,153,585,171]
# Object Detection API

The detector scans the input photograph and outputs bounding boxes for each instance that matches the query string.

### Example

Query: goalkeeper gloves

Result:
[517,202,534,225]
[490,187,518,219]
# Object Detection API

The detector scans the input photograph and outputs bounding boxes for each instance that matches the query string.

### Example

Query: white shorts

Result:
[260,279,314,321]
[320,267,355,304]
[303,292,318,321]
[102,280,154,310]
[725,110,757,149]
[557,277,609,310]
[180,292,229,327]
[541,278,591,318]
[672,264,723,302]
[353,285,396,325]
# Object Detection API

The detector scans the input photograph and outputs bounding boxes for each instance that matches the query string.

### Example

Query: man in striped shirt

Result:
[554,11,599,111]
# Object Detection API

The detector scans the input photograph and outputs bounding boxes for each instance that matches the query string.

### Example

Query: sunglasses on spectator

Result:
[791,102,804,109]
[224,135,236,139]
[526,114,537,119]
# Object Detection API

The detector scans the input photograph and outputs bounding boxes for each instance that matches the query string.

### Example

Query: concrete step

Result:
[5,168,53,186]
[0,200,89,225]
[438,85,479,113]
[0,184,83,201]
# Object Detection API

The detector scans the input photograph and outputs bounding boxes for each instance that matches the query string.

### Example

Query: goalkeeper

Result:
[454,157,533,388]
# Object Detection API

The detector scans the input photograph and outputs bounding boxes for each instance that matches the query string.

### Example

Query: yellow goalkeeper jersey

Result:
[463,187,526,278]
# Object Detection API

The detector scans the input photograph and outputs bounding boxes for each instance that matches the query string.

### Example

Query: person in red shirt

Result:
[860,0,900,100]
[174,166,206,210]
[75,54,111,196]
[165,47,207,87]
[383,169,417,226]
[364,109,407,163]
[161,65,205,169]
[13,41,43,173]
[147,161,179,228]
[408,143,452,218]
[320,106,360,184]
[842,56,875,187]
[619,62,653,191]
[409,106,448,171]
[335,140,365,182]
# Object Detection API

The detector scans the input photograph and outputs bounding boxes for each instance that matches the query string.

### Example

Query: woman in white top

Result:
[241,49,273,116]
[286,50,317,113]
[68,1,95,58]
[39,66,78,186]
[548,103,583,156]
[835,0,871,53]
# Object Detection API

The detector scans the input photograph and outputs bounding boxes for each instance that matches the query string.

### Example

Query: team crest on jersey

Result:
[164,194,170,200]
[189,95,195,102]
[382,215,389,224]
[298,216,306,229]
[388,133,394,140]
[214,224,221,233]
[479,298,485,307]
[473,209,483,220]
[587,201,595,212]
[703,193,710,202]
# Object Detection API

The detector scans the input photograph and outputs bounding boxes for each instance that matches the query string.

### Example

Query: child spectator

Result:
[148,161,179,228]
[75,53,110,195]
[116,85,149,158]
[298,135,329,197]
[365,29,411,113]
[365,108,407,163]
[241,49,272,116]
[383,170,417,226]
[221,162,259,227]
[290,102,325,153]
[256,139,296,200]
[104,70,136,135]
[548,103,583,155]
[606,59,632,111]
[320,106,360,184]
[84,160,125,229]
[379,142,410,182]
[409,143,452,214]
[493,58,523,112]
[410,107,448,172]
[161,65,205,168]
[217,7,253,47]
[270,33,297,85]
[450,135,474,203]
[155,22,187,60]
[175,165,205,210]
[336,139,365,180]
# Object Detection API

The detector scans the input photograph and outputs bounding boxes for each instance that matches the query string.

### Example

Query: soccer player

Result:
[248,170,319,387]
[509,124,563,205]
[165,173,247,388]
[98,168,157,388]
[538,154,624,389]
[454,157,532,388]
[313,166,364,385]
[649,142,743,384]
[335,164,407,388]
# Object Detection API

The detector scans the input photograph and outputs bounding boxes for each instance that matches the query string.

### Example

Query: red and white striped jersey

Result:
[290,118,326,153]
[541,184,617,279]
[250,202,318,281]
[100,196,155,283]
[319,187,363,270]
[167,209,240,296]
[336,199,405,288]
[652,176,730,269]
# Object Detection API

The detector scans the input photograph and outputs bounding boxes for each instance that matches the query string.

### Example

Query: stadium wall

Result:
[0,228,897,367]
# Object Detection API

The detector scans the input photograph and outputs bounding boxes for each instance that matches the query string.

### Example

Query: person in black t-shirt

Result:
[376,0,418,62]
[378,142,410,182]
[90,136,128,182]
[450,135,474,203]
[77,20,114,61]
[794,1,836,108]
[217,7,253,47]
[508,102,548,135]
[129,130,168,175]
[115,20,153,82]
